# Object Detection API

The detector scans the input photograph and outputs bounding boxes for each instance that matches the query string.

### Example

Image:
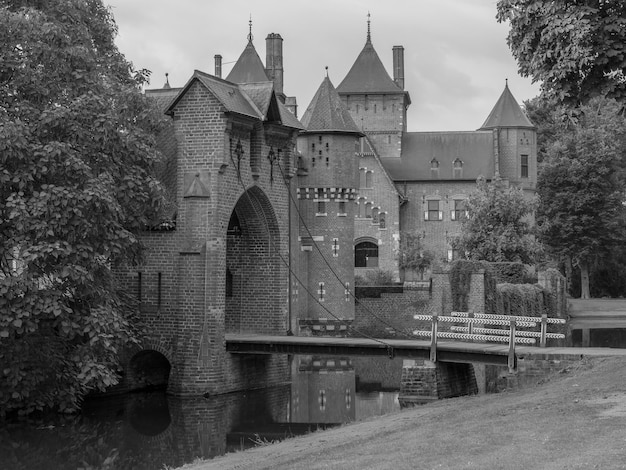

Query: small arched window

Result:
[357,197,366,218]
[453,158,463,179]
[430,158,440,178]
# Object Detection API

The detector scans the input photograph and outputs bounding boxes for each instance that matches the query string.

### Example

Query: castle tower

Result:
[336,15,411,158]
[296,75,363,332]
[479,81,537,194]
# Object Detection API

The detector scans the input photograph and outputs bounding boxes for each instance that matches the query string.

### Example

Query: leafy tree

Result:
[537,97,626,299]
[398,232,434,279]
[452,176,538,264]
[497,0,626,107]
[0,0,166,416]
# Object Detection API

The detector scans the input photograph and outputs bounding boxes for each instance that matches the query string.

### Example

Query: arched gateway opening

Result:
[225,186,284,333]
[128,350,171,392]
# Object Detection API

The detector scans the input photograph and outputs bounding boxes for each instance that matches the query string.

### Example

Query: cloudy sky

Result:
[107,0,541,132]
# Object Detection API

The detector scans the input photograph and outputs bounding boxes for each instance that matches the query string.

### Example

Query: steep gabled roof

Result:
[162,71,304,131]
[239,81,304,130]
[277,100,305,130]
[165,70,263,120]
[301,76,363,135]
[336,37,403,95]
[479,82,535,129]
[239,82,276,119]
[225,39,270,84]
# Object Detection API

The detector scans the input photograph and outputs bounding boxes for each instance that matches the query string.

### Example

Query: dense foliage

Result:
[451,176,538,264]
[449,260,497,315]
[0,0,166,415]
[537,98,626,298]
[398,232,433,276]
[497,0,626,107]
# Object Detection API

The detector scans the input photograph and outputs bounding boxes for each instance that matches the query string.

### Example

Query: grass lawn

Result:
[180,356,626,470]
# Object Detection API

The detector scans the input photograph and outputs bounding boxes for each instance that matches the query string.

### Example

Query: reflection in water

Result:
[1,355,402,470]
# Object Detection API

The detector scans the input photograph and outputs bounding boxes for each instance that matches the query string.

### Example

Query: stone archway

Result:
[225,186,283,334]
[127,349,171,392]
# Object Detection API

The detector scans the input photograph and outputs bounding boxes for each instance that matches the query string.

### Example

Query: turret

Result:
[296,75,363,330]
[480,81,537,192]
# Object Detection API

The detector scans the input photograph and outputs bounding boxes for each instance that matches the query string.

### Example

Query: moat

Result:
[1,355,405,470]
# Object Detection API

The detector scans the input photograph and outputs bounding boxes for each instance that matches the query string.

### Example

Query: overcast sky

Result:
[107,0,541,132]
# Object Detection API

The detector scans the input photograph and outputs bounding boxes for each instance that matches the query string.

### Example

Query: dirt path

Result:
[180,357,626,470]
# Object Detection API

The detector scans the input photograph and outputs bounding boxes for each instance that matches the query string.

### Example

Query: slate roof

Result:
[479,82,535,129]
[301,76,362,135]
[225,39,270,84]
[336,37,403,95]
[381,131,495,181]
[145,87,182,112]
[163,70,260,119]
[160,71,303,130]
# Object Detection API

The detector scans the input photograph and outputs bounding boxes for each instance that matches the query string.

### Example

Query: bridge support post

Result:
[429,314,438,362]
[399,359,478,407]
[540,313,548,347]
[508,319,516,373]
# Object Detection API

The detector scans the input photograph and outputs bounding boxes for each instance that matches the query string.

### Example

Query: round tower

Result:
[479,81,537,195]
[296,76,363,333]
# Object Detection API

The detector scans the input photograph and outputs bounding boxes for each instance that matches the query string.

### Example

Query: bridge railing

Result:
[413,312,566,372]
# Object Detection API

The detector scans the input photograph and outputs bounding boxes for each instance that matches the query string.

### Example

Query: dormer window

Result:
[453,158,463,179]
[430,158,440,179]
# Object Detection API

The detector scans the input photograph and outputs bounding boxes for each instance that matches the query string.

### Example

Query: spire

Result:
[225,19,270,84]
[479,81,535,129]
[301,74,362,135]
[163,73,171,89]
[336,27,402,94]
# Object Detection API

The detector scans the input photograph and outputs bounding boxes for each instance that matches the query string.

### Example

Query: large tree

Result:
[497,0,626,107]
[452,177,538,264]
[0,0,166,415]
[537,97,626,299]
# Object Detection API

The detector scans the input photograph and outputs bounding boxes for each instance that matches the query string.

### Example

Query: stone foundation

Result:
[399,359,478,406]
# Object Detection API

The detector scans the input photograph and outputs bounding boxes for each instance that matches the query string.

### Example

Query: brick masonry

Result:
[399,359,478,405]
[116,78,298,396]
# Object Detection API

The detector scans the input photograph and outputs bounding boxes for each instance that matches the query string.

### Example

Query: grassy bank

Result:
[179,356,626,470]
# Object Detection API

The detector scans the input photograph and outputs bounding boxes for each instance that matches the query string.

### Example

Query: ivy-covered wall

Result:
[438,261,566,320]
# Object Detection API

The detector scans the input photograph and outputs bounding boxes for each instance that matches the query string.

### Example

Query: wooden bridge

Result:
[226,312,626,371]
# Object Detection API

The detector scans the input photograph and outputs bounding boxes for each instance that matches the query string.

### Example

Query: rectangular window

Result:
[338,201,346,214]
[317,201,326,215]
[521,154,529,178]
[452,199,468,221]
[425,200,442,221]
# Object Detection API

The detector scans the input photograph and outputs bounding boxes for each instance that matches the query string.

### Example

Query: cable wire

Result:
[276,158,417,339]
[228,150,392,346]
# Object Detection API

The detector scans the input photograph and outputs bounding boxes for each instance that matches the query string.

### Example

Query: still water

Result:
[1,356,404,470]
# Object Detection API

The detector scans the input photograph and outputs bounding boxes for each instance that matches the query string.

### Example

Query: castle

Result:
[131,20,536,394]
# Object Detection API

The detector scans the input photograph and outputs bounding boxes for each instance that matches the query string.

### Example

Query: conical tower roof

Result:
[301,76,363,135]
[336,29,402,94]
[479,81,535,129]
[225,38,270,84]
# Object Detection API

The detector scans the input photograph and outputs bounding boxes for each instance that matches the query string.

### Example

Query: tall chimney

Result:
[392,45,405,90]
[265,33,284,98]
[214,54,222,79]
